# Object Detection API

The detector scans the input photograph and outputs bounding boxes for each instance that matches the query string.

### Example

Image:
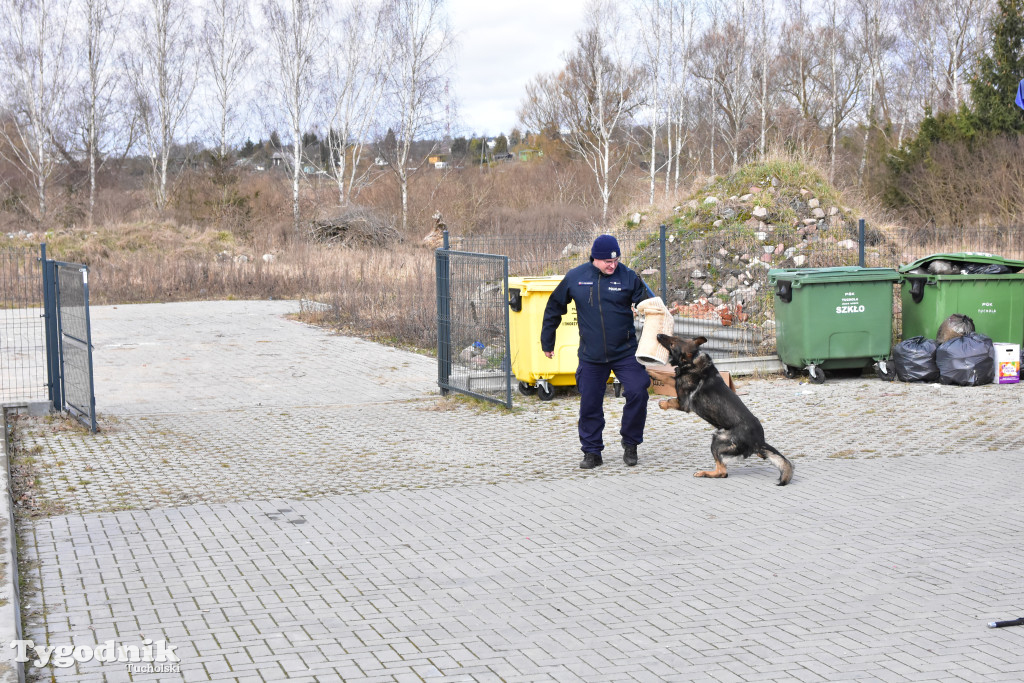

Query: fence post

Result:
[39,243,61,410]
[859,218,866,267]
[659,223,667,302]
[436,234,451,395]
[502,256,512,408]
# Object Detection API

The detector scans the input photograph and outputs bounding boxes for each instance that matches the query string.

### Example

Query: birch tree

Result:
[752,0,777,158]
[124,0,197,212]
[937,0,993,110]
[519,0,644,222]
[378,0,454,233]
[323,1,386,206]
[202,0,254,160]
[777,0,823,153]
[665,0,697,193]
[78,0,126,226]
[0,0,73,220]
[719,0,754,170]
[853,0,895,187]
[818,0,861,178]
[262,0,329,234]
[636,0,667,205]
[693,0,755,173]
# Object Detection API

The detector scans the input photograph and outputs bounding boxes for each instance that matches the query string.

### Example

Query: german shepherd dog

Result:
[656,333,794,486]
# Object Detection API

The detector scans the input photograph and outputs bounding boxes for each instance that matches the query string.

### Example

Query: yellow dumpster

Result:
[509,276,615,400]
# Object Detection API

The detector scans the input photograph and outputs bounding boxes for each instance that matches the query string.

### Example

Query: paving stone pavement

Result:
[8,300,1024,682]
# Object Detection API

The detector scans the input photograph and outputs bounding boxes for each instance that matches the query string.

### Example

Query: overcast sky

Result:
[447,0,589,138]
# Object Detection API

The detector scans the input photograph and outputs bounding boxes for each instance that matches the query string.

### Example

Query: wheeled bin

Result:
[769,267,901,383]
[508,276,579,400]
[508,276,617,400]
[899,253,1024,347]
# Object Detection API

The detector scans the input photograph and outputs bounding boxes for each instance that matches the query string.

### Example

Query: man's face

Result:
[593,257,618,275]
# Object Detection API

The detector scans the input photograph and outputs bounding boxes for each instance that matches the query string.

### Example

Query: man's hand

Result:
[544,350,553,359]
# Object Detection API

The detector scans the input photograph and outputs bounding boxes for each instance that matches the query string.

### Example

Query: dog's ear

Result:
[694,336,708,347]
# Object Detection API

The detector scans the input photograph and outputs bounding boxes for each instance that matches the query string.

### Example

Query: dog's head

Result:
[656,334,707,368]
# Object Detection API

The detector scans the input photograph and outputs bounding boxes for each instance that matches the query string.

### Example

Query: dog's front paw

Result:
[658,398,679,410]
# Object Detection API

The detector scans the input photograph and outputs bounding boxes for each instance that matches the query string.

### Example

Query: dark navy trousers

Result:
[575,356,651,455]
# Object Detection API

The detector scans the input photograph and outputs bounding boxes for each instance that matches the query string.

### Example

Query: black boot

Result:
[622,440,638,466]
[579,452,603,469]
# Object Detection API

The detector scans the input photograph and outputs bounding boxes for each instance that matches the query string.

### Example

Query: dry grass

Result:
[6,145,1024,355]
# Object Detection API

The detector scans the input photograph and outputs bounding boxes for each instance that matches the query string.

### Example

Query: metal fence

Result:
[455,224,769,359]
[437,220,1024,401]
[0,247,47,404]
[0,245,97,431]
[435,247,511,407]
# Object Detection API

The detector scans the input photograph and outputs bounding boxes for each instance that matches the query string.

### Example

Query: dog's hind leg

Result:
[694,431,732,479]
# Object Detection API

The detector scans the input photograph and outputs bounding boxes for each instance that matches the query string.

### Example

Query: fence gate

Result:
[435,247,512,408]
[43,253,98,432]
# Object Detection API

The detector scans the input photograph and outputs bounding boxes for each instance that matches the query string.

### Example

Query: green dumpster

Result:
[769,267,901,383]
[899,253,1024,347]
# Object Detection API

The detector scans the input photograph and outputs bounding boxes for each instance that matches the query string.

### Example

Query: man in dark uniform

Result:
[541,234,654,469]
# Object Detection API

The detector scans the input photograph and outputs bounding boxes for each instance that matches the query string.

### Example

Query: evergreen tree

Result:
[970,0,1024,134]
[450,136,468,158]
[378,128,398,164]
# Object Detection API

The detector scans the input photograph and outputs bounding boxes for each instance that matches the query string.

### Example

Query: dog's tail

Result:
[760,443,793,486]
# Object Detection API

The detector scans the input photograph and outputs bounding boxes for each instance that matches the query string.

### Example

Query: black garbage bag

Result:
[892,336,939,382]
[936,333,995,386]
[963,263,1014,274]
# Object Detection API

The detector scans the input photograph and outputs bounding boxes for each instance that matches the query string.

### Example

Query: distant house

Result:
[518,148,542,161]
[271,152,286,167]
[493,152,513,162]
[428,153,451,168]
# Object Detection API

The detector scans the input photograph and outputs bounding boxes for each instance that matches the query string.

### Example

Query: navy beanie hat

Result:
[591,234,621,260]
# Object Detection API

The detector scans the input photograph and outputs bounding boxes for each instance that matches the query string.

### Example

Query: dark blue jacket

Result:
[541,261,654,363]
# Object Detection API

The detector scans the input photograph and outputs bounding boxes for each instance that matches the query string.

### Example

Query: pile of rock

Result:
[660,181,867,324]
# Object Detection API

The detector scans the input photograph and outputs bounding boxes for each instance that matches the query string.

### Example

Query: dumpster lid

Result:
[509,275,564,292]
[899,252,1024,273]
[768,266,900,285]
